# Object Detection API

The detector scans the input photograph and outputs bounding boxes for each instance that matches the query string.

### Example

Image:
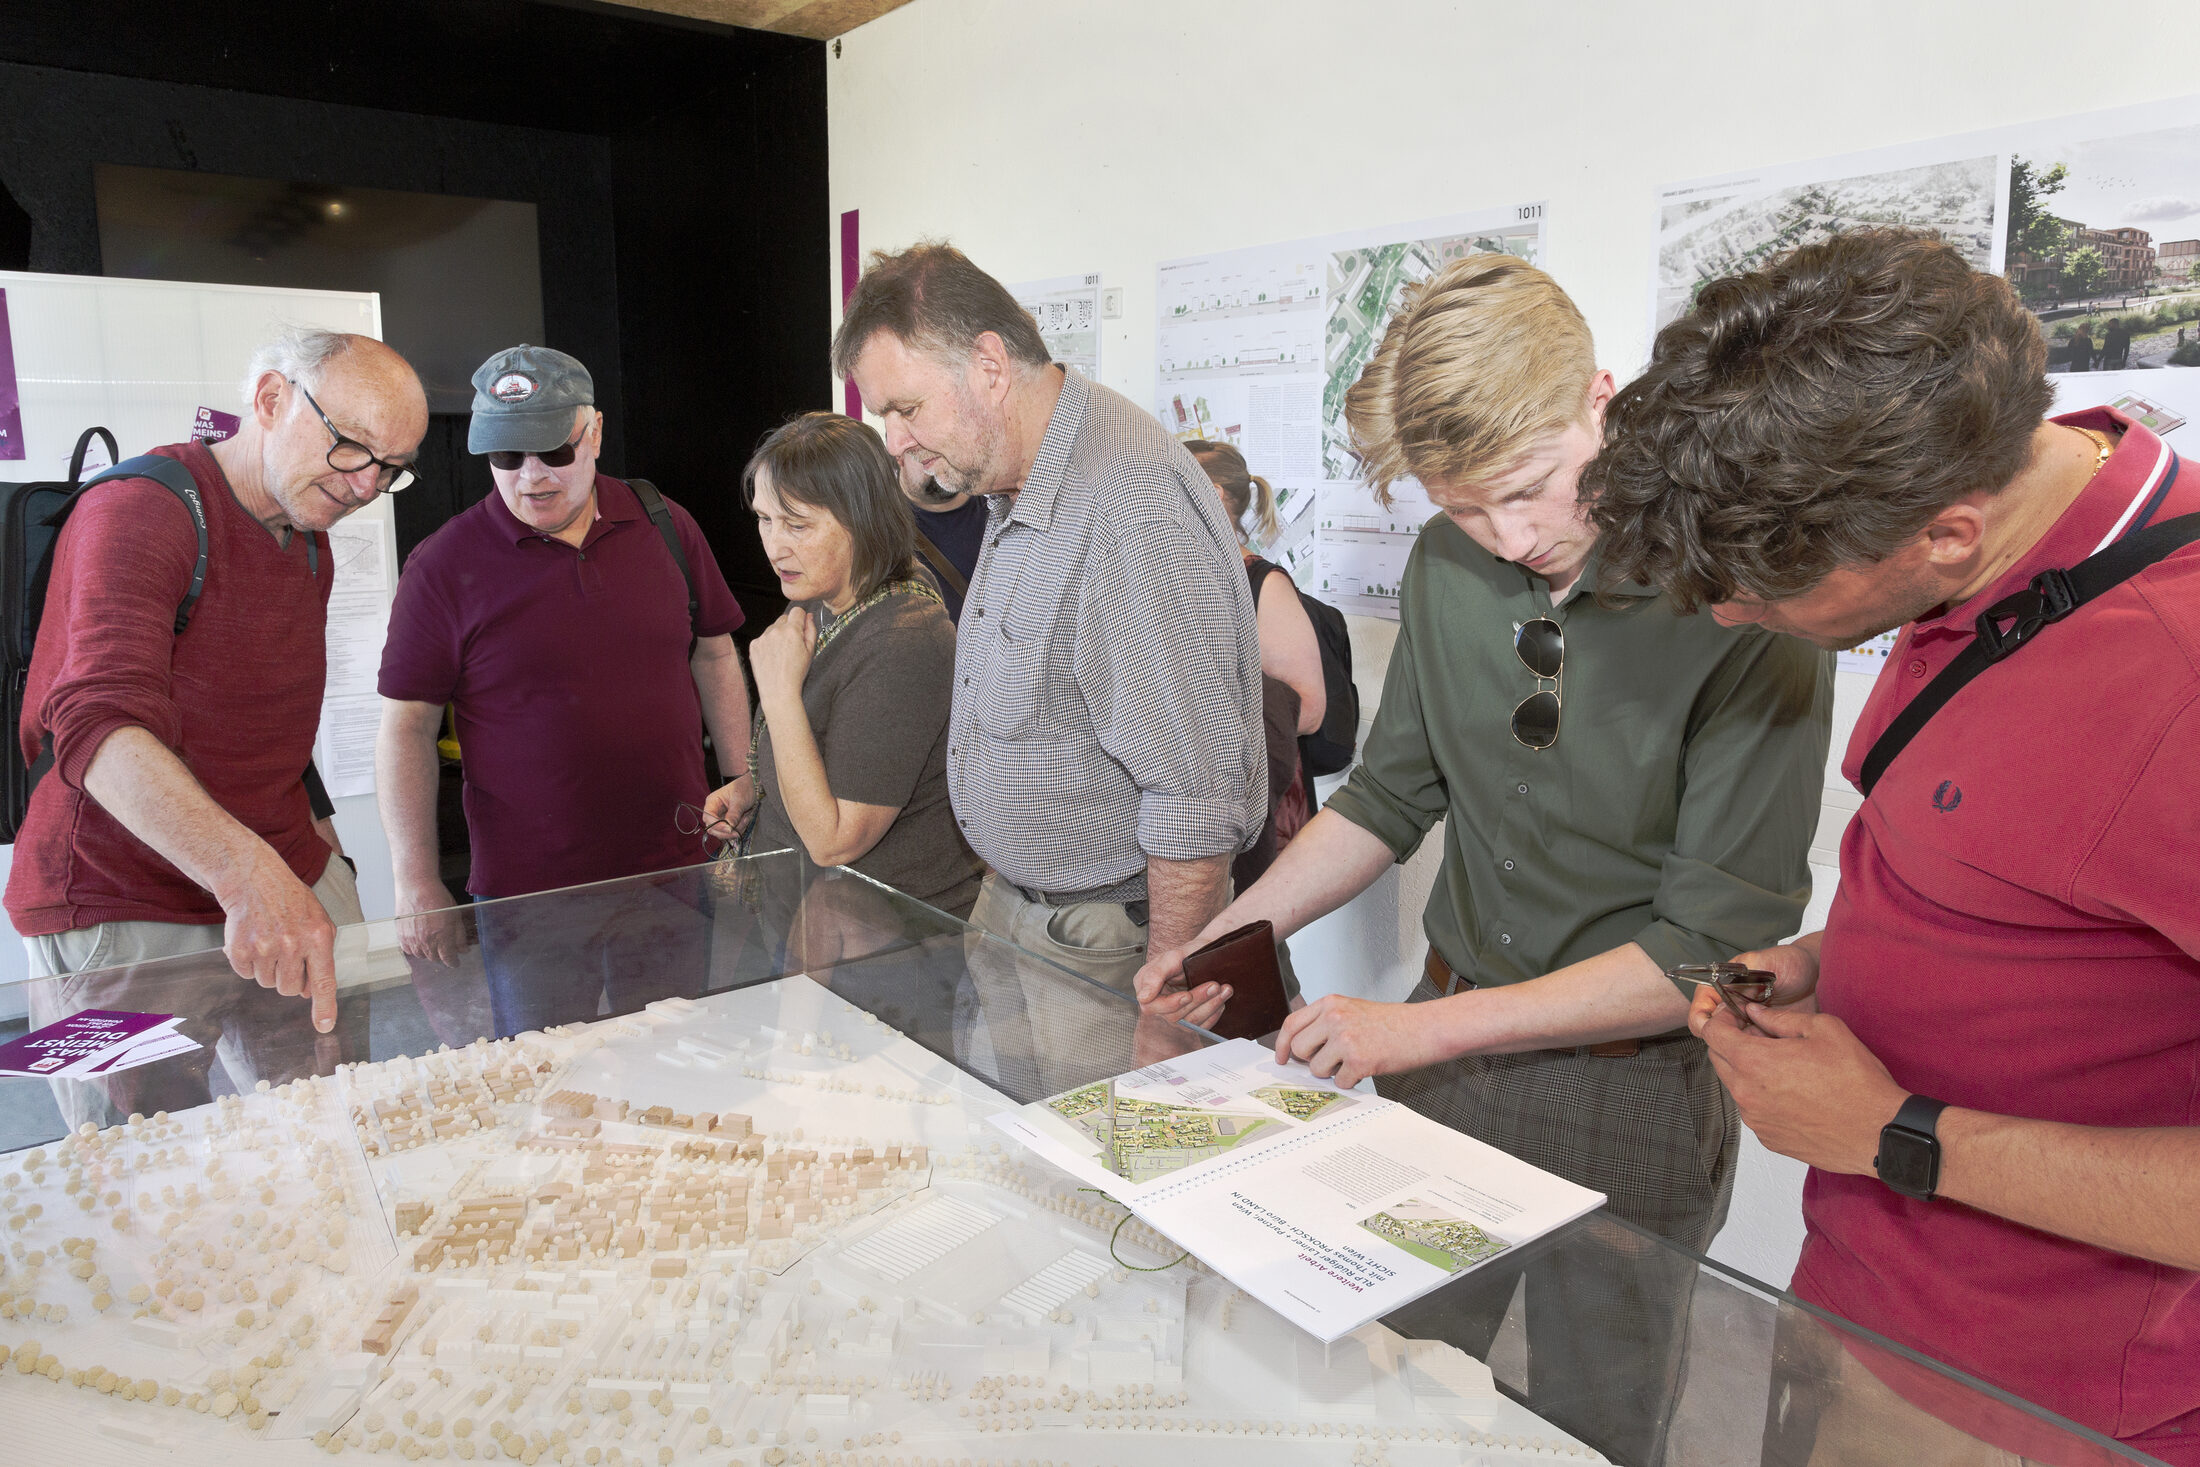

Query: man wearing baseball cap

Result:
[374,346,750,1034]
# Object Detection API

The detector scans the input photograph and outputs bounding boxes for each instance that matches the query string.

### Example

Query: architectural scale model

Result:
[0,977,1603,1466]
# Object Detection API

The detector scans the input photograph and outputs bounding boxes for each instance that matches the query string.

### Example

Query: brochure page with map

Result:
[990,1040,1604,1341]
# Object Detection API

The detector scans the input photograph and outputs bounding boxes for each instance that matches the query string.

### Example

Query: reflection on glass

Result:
[0,852,2157,1466]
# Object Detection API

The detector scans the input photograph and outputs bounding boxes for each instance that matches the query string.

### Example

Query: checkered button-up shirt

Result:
[946,369,1264,899]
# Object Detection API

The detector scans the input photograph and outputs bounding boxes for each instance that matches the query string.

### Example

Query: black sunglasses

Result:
[487,421,589,473]
[1512,616,1563,750]
[291,379,416,493]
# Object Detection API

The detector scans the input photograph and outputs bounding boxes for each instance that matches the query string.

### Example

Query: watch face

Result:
[1878,1129,1938,1198]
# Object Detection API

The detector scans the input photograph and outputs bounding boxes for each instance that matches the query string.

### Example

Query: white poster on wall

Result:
[1155,204,1547,616]
[1654,93,2200,453]
[1010,272,1102,383]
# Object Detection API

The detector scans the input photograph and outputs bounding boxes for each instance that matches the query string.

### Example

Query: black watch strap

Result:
[1875,1094,1949,1201]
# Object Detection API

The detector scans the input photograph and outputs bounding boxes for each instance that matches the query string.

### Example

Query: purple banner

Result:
[0,288,23,461]
[193,405,241,443]
[841,208,861,419]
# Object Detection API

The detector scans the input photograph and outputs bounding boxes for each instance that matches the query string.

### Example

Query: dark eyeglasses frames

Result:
[290,378,416,493]
[487,422,589,473]
[1512,616,1563,750]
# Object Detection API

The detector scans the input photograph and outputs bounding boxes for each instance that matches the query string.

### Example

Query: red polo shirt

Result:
[378,475,743,897]
[1801,408,2200,1462]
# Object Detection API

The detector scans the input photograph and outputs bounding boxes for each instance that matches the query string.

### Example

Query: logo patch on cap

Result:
[491,372,538,404]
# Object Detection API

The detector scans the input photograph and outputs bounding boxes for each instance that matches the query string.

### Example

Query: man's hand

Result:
[217,852,338,1033]
[395,878,468,968]
[1273,994,1457,1089]
[1134,942,1231,1030]
[749,607,818,705]
[701,772,760,845]
[1732,939,1823,1009]
[1691,996,1906,1176]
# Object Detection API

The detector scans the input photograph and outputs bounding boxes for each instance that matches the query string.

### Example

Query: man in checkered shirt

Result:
[835,243,1263,998]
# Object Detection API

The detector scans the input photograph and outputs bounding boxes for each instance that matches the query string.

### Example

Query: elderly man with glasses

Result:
[1135,256,1834,1467]
[375,345,749,1037]
[9,326,426,1122]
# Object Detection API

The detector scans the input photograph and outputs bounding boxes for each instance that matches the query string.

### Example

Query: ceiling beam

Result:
[590,0,914,39]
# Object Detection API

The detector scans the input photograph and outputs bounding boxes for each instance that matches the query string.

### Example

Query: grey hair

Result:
[239,325,358,406]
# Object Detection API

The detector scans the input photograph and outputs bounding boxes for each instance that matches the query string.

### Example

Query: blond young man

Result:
[1135,256,1833,1467]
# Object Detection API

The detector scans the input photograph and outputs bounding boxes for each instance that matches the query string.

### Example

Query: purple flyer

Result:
[0,1009,178,1077]
[0,288,23,462]
[193,405,241,443]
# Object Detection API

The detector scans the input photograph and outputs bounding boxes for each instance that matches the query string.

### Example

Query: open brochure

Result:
[990,1038,1605,1342]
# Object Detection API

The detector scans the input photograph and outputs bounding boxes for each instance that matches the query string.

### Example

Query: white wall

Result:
[825,0,2193,1287]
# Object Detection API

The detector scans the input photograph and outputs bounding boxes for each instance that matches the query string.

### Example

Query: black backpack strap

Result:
[1860,510,2200,795]
[67,427,118,487]
[627,478,700,636]
[911,528,968,598]
[74,454,210,635]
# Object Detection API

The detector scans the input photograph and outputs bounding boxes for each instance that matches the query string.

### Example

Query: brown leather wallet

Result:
[1424,946,1640,1058]
[1183,920,1291,1041]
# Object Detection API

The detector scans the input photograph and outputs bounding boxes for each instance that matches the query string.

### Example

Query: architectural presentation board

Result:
[1009,273,1103,383]
[992,1039,1604,1343]
[1654,92,2200,458]
[1151,204,1547,618]
[0,979,1606,1464]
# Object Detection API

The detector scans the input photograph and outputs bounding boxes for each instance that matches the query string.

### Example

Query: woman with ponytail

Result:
[1185,440,1324,884]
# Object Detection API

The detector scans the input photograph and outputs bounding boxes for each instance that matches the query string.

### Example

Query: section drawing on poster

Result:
[1158,204,1544,621]
[1316,529,1414,618]
[1010,272,1102,383]
[1651,95,2200,460]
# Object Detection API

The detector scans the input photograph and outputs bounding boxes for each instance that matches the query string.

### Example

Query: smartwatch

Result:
[1874,1093,1949,1201]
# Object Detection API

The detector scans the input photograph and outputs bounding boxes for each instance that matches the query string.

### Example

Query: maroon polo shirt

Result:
[379,475,743,897]
[1800,408,2200,1462]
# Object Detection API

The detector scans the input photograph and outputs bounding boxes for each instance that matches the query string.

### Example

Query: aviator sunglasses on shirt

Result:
[1513,616,1562,750]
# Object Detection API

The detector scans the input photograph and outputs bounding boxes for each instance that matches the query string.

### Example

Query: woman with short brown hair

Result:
[707,412,981,916]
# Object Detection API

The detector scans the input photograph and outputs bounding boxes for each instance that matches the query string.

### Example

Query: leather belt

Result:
[1425,946,1643,1058]
[1013,881,1148,927]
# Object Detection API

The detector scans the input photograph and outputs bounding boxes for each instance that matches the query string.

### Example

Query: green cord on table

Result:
[1078,1187,1190,1271]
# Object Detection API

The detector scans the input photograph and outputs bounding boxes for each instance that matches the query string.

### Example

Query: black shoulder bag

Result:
[1859,510,2200,796]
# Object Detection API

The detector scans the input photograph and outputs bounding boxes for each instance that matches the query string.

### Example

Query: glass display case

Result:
[0,852,2164,1466]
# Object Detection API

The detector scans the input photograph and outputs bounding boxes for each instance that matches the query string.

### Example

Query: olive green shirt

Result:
[1322,516,1834,998]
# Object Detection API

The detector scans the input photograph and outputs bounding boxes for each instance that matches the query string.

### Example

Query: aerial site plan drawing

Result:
[1154,204,1545,615]
[1359,1199,1512,1275]
[1043,1083,1281,1186]
[1248,1085,1353,1124]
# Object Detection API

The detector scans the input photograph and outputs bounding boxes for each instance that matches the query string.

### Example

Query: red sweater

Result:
[7,439,332,935]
